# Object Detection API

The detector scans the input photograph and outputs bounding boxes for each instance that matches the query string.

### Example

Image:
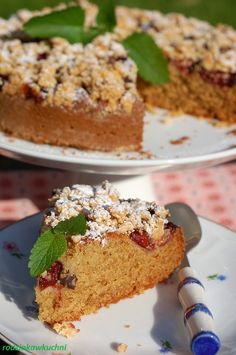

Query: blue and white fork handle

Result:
[178,267,221,355]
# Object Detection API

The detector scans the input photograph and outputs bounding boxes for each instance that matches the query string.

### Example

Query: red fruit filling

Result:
[171,59,196,76]
[37,52,48,61]
[38,261,63,290]
[129,230,155,250]
[171,58,236,87]
[22,83,43,102]
[200,69,236,87]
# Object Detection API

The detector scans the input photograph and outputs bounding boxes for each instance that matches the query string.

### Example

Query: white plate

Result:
[0,213,235,355]
[0,109,236,174]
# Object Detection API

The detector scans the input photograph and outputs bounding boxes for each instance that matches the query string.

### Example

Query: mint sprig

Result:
[24,1,115,44]
[53,214,86,235]
[29,230,67,277]
[24,7,87,44]
[122,32,169,84]
[29,214,86,277]
[23,3,169,84]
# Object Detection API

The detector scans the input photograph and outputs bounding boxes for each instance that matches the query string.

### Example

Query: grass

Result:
[0,0,71,18]
[116,0,236,28]
[0,0,236,29]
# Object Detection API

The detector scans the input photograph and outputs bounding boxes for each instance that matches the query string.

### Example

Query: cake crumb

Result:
[8,137,16,142]
[116,343,128,353]
[170,136,190,145]
[124,324,130,328]
[209,119,229,128]
[227,129,236,136]
[52,322,78,338]
[115,149,156,160]
[137,343,142,347]
[160,115,175,126]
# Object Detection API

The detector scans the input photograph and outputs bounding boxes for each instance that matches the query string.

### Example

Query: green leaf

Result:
[95,0,116,32]
[29,230,67,277]
[28,214,87,277]
[164,340,172,350]
[24,7,86,44]
[81,27,106,44]
[122,32,169,84]
[24,6,106,44]
[207,274,218,280]
[54,214,87,236]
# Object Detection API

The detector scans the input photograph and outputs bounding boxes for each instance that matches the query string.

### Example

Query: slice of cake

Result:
[32,181,185,333]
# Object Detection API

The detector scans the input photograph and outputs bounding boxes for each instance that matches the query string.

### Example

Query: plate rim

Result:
[1,134,236,168]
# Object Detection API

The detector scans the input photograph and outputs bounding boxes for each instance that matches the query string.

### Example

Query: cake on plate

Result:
[1,1,235,152]
[31,181,185,336]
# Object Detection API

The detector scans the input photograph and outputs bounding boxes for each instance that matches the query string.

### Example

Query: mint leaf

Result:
[24,7,86,44]
[24,6,106,44]
[95,0,116,32]
[54,214,87,236]
[81,27,105,44]
[29,214,87,277]
[122,32,169,84]
[29,230,67,277]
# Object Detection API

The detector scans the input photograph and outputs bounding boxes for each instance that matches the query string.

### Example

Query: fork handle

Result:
[177,267,221,355]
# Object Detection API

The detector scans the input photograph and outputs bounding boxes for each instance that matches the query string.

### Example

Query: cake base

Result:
[35,225,184,325]
[0,94,144,152]
[139,63,236,124]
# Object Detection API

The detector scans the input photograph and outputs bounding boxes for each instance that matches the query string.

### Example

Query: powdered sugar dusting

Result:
[116,6,236,73]
[0,3,138,113]
[45,181,168,245]
[1,0,236,116]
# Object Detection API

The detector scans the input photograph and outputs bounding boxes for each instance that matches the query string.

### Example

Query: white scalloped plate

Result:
[0,109,236,174]
[0,212,235,355]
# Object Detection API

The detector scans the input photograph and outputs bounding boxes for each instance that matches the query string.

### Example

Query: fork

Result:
[166,202,221,355]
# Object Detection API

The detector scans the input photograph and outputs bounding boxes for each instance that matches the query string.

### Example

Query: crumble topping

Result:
[53,321,78,338]
[116,343,128,353]
[116,6,236,73]
[45,181,168,246]
[1,0,236,112]
[0,32,138,112]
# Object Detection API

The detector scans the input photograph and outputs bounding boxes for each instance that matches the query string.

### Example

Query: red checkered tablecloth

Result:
[152,164,236,230]
[0,164,236,231]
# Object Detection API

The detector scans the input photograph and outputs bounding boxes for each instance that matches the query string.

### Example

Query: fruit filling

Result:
[38,261,63,290]
[129,230,155,250]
